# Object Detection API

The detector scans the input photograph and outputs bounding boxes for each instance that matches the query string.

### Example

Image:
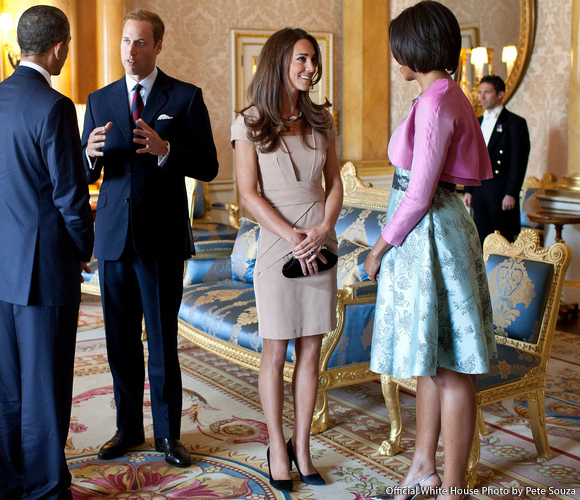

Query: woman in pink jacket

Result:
[364,2,496,500]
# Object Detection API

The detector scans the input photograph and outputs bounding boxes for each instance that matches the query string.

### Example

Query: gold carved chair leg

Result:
[477,408,488,435]
[378,374,404,456]
[527,389,551,460]
[311,389,329,435]
[467,417,481,489]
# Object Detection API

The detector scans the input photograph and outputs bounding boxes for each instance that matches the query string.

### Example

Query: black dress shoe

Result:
[98,429,145,460]
[155,438,191,467]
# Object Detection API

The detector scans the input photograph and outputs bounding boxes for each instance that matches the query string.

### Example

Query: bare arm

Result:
[364,236,393,283]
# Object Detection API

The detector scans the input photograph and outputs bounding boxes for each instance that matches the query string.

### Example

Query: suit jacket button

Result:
[494,170,500,174]
[497,160,502,165]
[499,150,504,154]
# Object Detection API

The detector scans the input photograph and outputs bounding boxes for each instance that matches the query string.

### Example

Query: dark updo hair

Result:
[17,5,70,57]
[480,75,506,94]
[389,0,461,74]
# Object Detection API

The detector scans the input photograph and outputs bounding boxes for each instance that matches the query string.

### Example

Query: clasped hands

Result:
[291,224,330,277]
[87,119,168,158]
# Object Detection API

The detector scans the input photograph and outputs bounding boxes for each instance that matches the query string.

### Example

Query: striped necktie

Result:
[131,83,144,124]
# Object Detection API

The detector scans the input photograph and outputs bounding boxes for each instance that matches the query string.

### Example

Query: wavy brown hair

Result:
[239,27,333,153]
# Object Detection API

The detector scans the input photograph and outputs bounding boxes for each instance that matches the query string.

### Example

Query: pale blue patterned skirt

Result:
[370,168,496,378]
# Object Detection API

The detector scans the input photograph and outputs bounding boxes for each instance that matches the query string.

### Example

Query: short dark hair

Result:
[17,5,70,57]
[480,75,506,94]
[124,10,165,45]
[389,0,461,74]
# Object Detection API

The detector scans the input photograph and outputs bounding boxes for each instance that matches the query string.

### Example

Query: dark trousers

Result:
[0,300,77,500]
[471,177,521,244]
[99,249,184,439]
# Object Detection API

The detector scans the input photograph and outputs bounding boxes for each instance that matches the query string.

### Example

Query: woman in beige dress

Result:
[231,27,342,492]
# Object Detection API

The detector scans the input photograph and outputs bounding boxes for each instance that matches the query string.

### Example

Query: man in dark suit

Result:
[82,9,218,468]
[464,74,530,243]
[0,6,94,499]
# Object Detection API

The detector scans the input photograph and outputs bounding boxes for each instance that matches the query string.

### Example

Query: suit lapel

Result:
[140,70,171,127]
[487,107,508,152]
[108,78,132,143]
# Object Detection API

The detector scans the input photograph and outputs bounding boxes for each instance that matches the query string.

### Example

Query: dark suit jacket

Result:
[465,107,530,198]
[82,69,219,262]
[0,66,94,306]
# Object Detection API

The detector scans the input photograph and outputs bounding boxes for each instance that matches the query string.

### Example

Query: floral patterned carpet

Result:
[68,297,580,499]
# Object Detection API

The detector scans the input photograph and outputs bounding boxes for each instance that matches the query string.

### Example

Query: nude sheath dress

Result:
[231,112,338,339]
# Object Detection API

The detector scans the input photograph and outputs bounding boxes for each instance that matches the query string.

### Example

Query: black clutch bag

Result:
[282,247,338,278]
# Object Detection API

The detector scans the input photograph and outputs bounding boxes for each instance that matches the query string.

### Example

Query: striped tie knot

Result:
[131,83,144,124]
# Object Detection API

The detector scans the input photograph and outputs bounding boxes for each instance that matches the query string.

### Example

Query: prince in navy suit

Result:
[0,6,94,499]
[82,9,218,467]
[464,75,530,243]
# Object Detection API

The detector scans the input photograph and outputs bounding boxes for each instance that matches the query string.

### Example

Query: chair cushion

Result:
[179,280,295,362]
[335,206,386,247]
[192,239,236,257]
[183,257,232,285]
[486,255,553,343]
[231,218,260,284]
[472,344,541,390]
[191,222,239,242]
[337,238,371,289]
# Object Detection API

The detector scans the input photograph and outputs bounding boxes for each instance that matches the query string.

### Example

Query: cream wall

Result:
[389,0,572,181]
[129,0,343,182]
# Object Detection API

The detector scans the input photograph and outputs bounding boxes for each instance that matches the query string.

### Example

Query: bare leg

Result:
[390,376,442,500]
[259,338,291,481]
[291,334,323,475]
[431,368,476,500]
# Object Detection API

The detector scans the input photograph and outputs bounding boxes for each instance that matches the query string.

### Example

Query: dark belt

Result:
[392,170,456,193]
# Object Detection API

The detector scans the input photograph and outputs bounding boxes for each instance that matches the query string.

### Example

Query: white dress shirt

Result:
[88,67,170,167]
[126,67,158,108]
[480,105,503,146]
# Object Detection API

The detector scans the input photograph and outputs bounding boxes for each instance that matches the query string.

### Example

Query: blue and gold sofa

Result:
[177,162,391,433]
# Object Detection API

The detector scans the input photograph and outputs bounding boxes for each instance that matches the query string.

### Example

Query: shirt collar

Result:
[125,67,158,95]
[483,104,503,120]
[19,61,52,87]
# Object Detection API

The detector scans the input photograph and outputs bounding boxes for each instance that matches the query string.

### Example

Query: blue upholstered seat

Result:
[179,217,378,369]
[472,344,541,390]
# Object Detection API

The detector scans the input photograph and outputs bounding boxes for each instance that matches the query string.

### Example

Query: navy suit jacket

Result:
[0,66,94,306]
[82,69,219,262]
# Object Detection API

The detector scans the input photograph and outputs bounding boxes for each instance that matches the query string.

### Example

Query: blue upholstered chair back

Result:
[334,206,387,247]
[485,255,553,343]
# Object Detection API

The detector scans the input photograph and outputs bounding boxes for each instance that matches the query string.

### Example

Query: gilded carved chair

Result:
[378,229,571,487]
